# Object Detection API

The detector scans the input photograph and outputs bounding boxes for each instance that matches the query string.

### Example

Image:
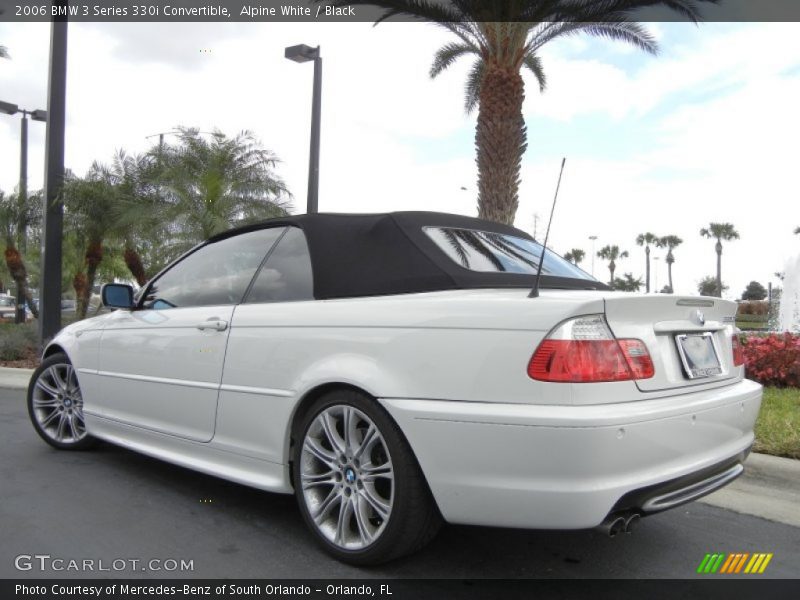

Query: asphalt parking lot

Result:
[1,387,798,580]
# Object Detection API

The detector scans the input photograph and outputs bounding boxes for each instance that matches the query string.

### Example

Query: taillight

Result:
[731,333,745,367]
[528,315,654,383]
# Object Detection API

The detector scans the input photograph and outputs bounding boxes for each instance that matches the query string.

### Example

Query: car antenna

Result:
[529,157,566,298]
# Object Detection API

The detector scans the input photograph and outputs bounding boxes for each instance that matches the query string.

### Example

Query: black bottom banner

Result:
[4,579,799,600]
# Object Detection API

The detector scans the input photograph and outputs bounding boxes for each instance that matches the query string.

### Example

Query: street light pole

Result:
[589,235,598,277]
[0,102,48,323]
[39,13,69,346]
[19,112,27,252]
[285,44,322,214]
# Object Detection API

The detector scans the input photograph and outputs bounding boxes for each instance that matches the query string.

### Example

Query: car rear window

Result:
[423,226,596,281]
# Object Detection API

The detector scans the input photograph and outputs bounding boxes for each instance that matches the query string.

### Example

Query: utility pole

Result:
[39,12,68,345]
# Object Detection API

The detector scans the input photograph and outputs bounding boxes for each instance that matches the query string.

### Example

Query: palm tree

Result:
[635,232,658,293]
[612,272,643,292]
[563,248,585,266]
[656,235,683,294]
[63,168,124,318]
[104,150,164,285]
[698,275,728,297]
[597,245,629,286]
[700,223,739,298]
[0,190,39,318]
[154,128,292,255]
[329,1,714,225]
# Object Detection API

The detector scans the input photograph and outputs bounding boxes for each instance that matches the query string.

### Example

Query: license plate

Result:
[675,333,722,379]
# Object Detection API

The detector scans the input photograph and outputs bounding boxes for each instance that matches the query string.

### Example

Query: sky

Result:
[0,20,798,300]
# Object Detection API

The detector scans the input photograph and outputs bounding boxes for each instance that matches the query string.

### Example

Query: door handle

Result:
[196,319,228,332]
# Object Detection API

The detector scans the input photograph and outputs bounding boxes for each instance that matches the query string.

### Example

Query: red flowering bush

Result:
[740,332,800,387]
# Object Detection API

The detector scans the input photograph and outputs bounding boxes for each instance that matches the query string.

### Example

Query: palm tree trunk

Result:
[715,240,723,297]
[78,240,103,319]
[645,245,651,293]
[475,64,526,226]
[124,246,148,286]
[667,255,674,293]
[73,272,87,317]
[609,260,616,285]
[4,245,37,320]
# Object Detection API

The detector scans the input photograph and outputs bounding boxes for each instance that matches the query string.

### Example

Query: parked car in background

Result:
[27,212,762,564]
[59,299,75,315]
[0,294,33,322]
[0,294,18,321]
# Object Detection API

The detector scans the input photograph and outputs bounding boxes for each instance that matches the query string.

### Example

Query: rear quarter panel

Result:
[216,290,606,463]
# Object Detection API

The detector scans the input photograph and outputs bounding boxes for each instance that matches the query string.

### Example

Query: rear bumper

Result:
[379,378,762,529]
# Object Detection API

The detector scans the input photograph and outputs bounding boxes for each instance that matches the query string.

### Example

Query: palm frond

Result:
[522,54,546,92]
[430,41,477,78]
[455,230,505,270]
[543,0,715,25]
[577,20,658,55]
[441,229,470,267]
[464,58,485,114]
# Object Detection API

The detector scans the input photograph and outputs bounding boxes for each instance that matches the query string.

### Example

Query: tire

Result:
[292,389,442,565]
[27,352,97,451]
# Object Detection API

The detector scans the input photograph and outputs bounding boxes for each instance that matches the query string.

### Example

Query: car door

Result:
[214,226,315,462]
[93,227,285,442]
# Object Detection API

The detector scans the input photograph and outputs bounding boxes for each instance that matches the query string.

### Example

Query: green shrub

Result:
[0,322,38,361]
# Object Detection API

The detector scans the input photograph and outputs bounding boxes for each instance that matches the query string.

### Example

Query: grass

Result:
[754,387,800,459]
[736,320,769,331]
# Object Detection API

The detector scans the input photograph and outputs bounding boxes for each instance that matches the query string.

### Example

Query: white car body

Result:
[31,212,761,562]
[47,286,759,530]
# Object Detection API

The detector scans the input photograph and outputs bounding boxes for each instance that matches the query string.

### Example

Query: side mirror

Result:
[101,283,135,310]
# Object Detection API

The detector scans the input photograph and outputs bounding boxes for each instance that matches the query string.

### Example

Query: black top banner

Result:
[2,0,800,23]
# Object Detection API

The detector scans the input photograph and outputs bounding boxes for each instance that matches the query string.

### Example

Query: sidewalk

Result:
[2,365,797,528]
[0,366,33,390]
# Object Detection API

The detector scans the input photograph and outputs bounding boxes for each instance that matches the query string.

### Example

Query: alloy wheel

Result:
[30,362,87,445]
[299,404,394,550]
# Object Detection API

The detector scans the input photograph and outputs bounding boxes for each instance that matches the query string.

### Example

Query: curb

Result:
[0,366,34,390]
[699,452,800,527]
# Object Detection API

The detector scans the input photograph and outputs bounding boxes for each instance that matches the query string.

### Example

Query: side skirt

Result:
[84,413,293,494]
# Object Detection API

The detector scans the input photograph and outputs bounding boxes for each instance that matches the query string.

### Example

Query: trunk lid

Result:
[602,293,740,393]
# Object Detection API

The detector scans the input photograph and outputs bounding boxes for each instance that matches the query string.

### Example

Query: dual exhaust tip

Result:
[597,512,640,537]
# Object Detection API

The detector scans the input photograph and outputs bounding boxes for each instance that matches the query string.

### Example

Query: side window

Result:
[143,227,285,309]
[246,227,314,303]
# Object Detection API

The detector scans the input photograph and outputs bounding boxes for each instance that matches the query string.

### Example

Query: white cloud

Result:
[0,21,798,302]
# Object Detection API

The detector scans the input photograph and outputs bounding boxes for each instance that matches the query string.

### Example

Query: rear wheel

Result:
[27,352,96,450]
[292,389,441,565]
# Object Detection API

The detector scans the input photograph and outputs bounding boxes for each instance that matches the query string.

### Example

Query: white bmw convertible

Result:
[27,211,761,564]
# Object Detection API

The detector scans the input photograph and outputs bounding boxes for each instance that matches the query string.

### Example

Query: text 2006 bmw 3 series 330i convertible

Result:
[27,212,761,564]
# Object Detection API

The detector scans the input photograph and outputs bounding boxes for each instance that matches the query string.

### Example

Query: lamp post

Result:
[39,12,69,346]
[653,256,660,292]
[285,44,322,214]
[0,101,47,323]
[588,235,598,277]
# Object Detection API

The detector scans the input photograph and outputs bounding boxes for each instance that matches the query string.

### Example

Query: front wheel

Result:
[292,390,441,565]
[27,352,97,450]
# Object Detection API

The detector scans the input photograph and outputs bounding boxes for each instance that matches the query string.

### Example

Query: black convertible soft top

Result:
[209,211,609,299]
